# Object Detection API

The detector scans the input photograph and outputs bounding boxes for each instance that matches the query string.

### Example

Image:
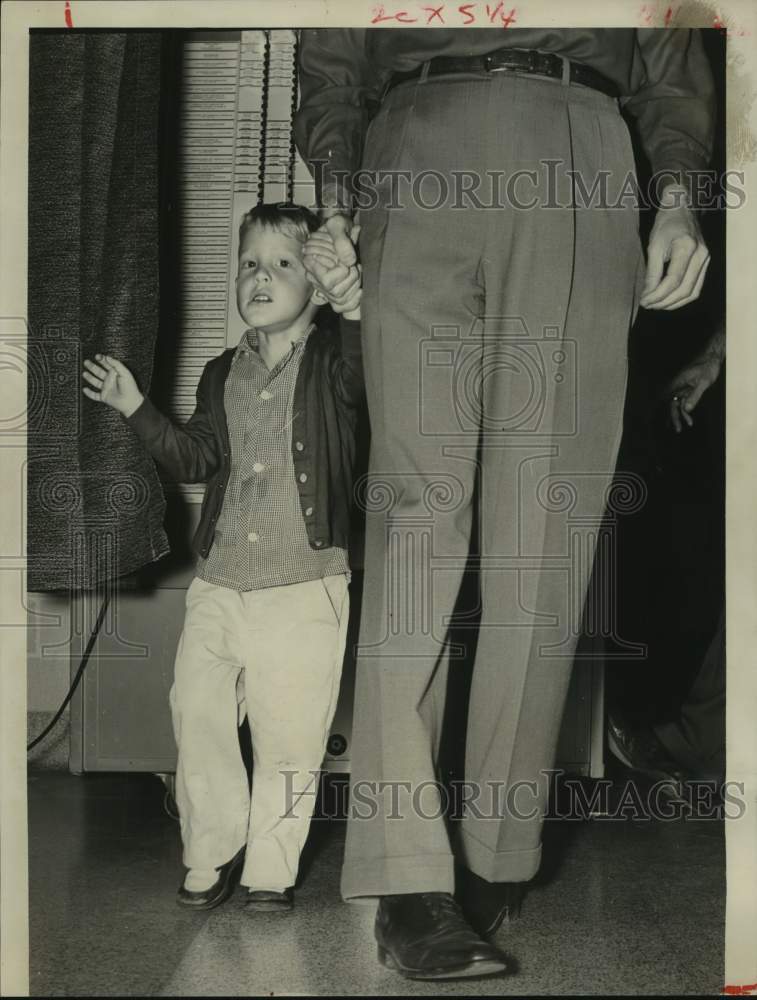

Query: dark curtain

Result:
[28,32,169,592]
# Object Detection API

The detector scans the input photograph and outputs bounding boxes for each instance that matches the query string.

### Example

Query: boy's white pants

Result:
[170,573,349,891]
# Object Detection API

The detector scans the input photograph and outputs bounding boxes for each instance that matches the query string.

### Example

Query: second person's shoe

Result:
[607,712,685,781]
[244,887,295,913]
[375,892,510,980]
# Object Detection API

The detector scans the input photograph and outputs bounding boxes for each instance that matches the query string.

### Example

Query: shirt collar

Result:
[233,322,316,363]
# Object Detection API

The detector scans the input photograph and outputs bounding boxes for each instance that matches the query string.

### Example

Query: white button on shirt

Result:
[196,326,349,591]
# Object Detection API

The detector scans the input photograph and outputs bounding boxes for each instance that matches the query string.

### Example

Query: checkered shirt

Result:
[196,326,349,591]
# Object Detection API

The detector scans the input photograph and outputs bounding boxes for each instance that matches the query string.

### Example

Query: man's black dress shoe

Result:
[456,867,525,938]
[374,892,510,980]
[244,887,294,913]
[176,847,245,911]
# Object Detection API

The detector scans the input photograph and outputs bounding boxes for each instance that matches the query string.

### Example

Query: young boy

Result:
[83,203,363,913]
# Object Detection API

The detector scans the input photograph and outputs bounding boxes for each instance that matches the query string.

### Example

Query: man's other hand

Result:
[640,199,710,311]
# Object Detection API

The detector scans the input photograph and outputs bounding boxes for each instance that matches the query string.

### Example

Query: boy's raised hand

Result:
[82,354,144,418]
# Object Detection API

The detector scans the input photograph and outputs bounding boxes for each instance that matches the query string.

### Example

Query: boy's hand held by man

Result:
[307,259,362,316]
[82,354,144,418]
[321,212,359,267]
[303,224,362,319]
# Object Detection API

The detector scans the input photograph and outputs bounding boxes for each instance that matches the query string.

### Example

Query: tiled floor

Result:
[28,770,725,996]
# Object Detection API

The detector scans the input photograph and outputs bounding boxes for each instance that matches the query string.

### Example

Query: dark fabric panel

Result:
[28,33,169,591]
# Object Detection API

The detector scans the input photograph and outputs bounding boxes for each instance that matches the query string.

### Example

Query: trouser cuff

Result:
[341,855,454,901]
[183,835,247,873]
[458,828,541,883]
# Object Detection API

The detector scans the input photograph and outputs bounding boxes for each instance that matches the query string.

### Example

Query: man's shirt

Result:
[295,28,715,204]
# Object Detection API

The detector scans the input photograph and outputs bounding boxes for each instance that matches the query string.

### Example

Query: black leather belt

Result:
[384,49,620,101]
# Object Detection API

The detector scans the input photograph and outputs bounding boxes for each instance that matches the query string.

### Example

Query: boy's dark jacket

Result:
[126,317,364,559]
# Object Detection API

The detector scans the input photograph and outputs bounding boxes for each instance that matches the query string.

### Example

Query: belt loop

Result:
[419,60,431,84]
[560,54,570,87]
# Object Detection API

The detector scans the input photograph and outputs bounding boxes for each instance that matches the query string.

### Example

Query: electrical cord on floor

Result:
[163,787,180,822]
[155,773,180,822]
[27,593,111,753]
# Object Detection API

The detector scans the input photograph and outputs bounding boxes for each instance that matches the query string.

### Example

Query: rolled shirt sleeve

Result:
[622,29,716,188]
[294,29,385,211]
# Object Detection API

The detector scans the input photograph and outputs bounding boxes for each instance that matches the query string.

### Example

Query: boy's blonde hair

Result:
[238,202,320,248]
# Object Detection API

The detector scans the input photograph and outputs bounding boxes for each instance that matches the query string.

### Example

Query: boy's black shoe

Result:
[375,892,510,980]
[456,867,525,938]
[176,847,245,911]
[244,887,295,913]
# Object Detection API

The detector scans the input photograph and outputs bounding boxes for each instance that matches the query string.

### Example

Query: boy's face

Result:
[236,222,317,334]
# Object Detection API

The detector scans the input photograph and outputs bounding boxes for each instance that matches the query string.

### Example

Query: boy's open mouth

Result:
[251,293,272,303]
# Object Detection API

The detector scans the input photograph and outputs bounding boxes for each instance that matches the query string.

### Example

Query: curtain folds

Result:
[28,32,169,591]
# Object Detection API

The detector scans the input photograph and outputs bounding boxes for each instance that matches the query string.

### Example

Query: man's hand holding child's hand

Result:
[303,222,362,320]
[82,355,144,417]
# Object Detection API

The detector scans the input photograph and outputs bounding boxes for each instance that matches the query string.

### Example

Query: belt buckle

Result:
[485,55,515,74]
